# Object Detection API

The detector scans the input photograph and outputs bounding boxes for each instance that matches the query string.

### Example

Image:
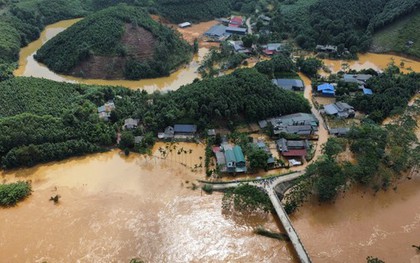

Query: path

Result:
[266,187,311,263]
[209,171,304,191]
[246,17,252,34]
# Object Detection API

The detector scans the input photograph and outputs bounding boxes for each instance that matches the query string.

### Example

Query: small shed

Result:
[178,22,191,28]
[362,88,373,95]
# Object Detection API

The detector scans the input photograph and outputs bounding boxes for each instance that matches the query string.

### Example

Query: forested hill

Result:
[156,0,232,23]
[272,0,420,54]
[34,5,192,80]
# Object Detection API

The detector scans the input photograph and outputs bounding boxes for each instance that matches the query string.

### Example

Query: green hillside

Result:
[34,4,192,80]
[372,10,420,58]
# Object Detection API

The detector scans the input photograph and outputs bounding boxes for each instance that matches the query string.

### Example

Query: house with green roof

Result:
[213,144,247,173]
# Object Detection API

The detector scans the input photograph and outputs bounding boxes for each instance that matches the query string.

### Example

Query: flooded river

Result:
[14,19,207,93]
[0,149,293,263]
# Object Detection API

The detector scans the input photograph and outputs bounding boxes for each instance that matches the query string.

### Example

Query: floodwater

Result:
[322,53,420,73]
[292,175,420,263]
[14,19,208,93]
[0,149,294,263]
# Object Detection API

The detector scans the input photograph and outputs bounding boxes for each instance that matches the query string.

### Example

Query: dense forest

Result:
[34,4,192,80]
[0,70,310,168]
[270,0,420,54]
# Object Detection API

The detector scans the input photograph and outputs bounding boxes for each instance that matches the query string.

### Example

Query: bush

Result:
[0,181,32,207]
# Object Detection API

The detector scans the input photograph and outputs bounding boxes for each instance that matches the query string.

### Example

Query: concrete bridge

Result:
[203,171,312,263]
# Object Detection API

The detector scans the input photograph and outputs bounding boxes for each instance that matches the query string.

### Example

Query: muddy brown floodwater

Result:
[0,149,295,263]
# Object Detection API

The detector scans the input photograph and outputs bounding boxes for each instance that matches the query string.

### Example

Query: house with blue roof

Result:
[317,83,335,97]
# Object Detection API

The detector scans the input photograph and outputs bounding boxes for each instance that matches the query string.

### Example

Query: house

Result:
[324,102,355,118]
[262,43,284,56]
[174,124,197,135]
[277,138,310,159]
[228,40,252,54]
[272,79,304,91]
[178,22,191,28]
[317,83,335,97]
[259,113,319,129]
[274,125,315,136]
[204,24,229,41]
[226,27,247,35]
[213,144,247,173]
[158,126,175,139]
[255,141,275,165]
[362,87,373,95]
[259,113,319,136]
[316,44,337,53]
[123,118,140,130]
[229,16,243,27]
[217,18,230,25]
[258,15,271,22]
[329,128,350,137]
[134,136,144,144]
[207,129,216,137]
[233,145,246,171]
[97,100,115,121]
[342,74,372,84]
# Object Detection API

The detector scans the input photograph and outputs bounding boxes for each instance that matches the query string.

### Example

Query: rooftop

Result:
[174,124,197,133]
[272,79,304,91]
[204,24,227,37]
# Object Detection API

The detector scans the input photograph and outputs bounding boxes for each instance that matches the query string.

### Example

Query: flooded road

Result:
[0,150,293,263]
[14,19,208,92]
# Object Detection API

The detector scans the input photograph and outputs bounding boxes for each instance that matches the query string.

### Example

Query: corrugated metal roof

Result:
[174,124,197,133]
[233,146,245,163]
[225,149,236,163]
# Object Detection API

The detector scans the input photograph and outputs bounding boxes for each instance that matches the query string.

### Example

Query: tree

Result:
[297,57,323,77]
[247,147,269,171]
[119,131,135,149]
[242,35,254,48]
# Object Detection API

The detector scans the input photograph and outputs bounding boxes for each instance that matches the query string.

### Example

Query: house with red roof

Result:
[277,138,310,160]
[229,16,243,28]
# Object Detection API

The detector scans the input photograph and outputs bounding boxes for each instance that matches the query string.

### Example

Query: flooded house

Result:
[213,144,247,173]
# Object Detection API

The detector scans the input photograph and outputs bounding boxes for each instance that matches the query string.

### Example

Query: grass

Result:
[372,10,420,59]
